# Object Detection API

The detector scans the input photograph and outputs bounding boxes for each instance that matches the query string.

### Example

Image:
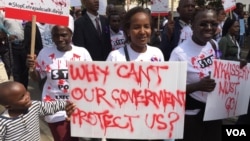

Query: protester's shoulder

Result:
[110,47,125,55]
[172,43,186,54]
[40,46,56,52]
[72,45,89,52]
[147,45,162,52]
[107,47,125,58]
[38,46,56,55]
[106,48,126,61]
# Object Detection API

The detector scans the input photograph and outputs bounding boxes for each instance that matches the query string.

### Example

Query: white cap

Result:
[68,14,74,33]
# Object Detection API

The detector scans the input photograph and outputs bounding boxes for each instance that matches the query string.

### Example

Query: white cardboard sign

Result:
[4,0,70,25]
[204,60,250,121]
[69,61,187,139]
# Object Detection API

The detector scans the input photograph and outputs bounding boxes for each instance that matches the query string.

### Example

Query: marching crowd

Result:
[1,0,250,141]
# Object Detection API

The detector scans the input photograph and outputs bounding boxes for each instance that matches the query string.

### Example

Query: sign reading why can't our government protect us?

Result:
[68,61,187,140]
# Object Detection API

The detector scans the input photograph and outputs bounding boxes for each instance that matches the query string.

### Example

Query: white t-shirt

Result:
[169,38,216,114]
[106,44,164,62]
[178,25,193,44]
[36,45,92,123]
[106,45,175,141]
[110,28,126,50]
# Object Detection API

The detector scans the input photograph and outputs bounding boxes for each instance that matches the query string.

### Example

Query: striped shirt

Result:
[0,100,66,141]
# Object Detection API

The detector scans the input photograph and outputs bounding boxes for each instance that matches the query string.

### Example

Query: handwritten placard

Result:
[0,0,4,9]
[151,0,169,16]
[204,60,250,121]
[4,0,70,26]
[68,61,187,139]
[98,0,107,16]
[222,0,236,12]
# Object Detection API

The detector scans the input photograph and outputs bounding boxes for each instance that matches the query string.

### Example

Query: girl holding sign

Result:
[169,8,221,141]
[106,6,174,141]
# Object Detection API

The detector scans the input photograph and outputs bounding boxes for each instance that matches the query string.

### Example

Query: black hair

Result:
[192,7,216,25]
[51,25,72,35]
[144,8,151,14]
[108,9,120,22]
[222,17,237,36]
[234,2,244,14]
[215,7,225,15]
[178,0,196,9]
[121,6,153,42]
[236,2,243,9]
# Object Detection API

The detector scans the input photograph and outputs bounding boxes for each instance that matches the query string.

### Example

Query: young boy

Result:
[108,12,126,50]
[0,81,75,141]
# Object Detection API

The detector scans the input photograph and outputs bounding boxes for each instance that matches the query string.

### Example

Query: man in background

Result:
[73,0,112,61]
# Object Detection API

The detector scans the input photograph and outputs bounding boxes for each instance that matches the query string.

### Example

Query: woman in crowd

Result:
[169,8,221,141]
[219,15,249,126]
[106,7,164,62]
[106,6,173,141]
[219,17,245,61]
[214,7,226,42]
[26,25,92,141]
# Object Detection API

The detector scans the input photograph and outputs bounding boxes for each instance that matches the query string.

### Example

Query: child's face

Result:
[5,83,32,110]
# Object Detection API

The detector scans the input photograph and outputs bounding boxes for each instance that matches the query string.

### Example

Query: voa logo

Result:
[226,129,247,136]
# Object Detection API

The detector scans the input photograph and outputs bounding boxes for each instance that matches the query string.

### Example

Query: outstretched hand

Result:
[65,101,76,121]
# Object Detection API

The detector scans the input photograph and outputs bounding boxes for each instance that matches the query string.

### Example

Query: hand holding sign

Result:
[239,59,247,69]
[198,75,216,92]
[65,101,76,121]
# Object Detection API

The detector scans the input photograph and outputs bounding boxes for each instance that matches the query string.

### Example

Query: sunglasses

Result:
[199,22,219,28]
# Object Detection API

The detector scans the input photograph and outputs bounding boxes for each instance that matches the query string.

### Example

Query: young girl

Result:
[169,8,220,141]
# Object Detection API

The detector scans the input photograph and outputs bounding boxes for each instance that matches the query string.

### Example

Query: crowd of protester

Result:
[1,0,250,141]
